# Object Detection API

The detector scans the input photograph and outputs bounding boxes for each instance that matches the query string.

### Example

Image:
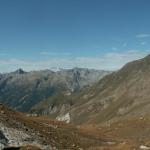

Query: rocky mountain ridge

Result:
[0,68,110,112]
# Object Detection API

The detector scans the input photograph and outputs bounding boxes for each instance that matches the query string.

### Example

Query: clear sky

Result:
[0,0,150,72]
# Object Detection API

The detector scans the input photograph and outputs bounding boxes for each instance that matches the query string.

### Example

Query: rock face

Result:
[56,113,70,123]
[0,122,38,149]
[0,104,47,149]
[0,130,8,149]
[0,68,110,112]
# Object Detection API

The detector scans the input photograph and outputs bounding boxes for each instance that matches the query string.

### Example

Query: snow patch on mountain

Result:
[56,113,70,123]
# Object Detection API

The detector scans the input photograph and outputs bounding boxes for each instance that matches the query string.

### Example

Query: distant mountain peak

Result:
[14,68,26,74]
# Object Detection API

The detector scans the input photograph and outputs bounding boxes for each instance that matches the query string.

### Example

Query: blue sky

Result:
[0,0,150,72]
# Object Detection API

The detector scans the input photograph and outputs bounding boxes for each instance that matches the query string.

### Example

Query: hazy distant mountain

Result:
[0,68,110,112]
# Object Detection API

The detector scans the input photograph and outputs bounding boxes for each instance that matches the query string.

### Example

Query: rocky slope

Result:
[0,68,109,112]
[44,54,150,125]
[1,104,150,150]
[0,103,122,150]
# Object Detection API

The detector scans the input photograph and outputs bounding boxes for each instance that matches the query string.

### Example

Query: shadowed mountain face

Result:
[60,55,150,124]
[0,68,109,112]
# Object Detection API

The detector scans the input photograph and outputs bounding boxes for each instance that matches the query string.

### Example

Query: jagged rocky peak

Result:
[13,68,26,74]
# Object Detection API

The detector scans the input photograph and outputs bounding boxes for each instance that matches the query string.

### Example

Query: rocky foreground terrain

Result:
[0,103,111,150]
[1,103,150,150]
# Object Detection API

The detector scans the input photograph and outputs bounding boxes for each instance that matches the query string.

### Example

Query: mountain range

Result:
[1,55,150,149]
[1,55,150,126]
[0,68,109,112]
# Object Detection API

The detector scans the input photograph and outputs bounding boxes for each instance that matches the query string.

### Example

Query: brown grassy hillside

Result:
[65,55,150,125]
